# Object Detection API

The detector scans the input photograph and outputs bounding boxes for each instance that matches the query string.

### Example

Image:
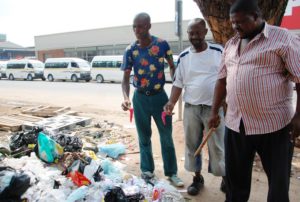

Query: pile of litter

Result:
[0,126,184,202]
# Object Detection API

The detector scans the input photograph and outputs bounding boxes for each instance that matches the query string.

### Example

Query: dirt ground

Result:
[0,98,299,202]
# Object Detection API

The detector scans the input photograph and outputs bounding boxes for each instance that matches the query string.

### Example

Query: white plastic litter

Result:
[66,186,89,202]
[1,152,184,201]
[152,180,185,202]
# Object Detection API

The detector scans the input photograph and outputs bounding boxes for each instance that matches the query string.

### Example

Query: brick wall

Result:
[37,49,65,62]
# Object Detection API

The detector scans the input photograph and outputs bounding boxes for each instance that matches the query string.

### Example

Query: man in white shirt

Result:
[164,18,226,196]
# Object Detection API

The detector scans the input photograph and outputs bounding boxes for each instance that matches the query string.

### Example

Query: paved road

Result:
[0,80,173,110]
[0,79,296,118]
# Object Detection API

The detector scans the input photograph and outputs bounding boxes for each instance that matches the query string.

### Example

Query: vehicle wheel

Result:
[85,79,91,82]
[129,75,134,84]
[47,74,54,82]
[27,74,33,81]
[42,76,46,81]
[96,75,104,83]
[8,74,14,80]
[71,75,78,82]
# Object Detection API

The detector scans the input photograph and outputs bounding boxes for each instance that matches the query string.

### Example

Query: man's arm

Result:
[291,83,300,140]
[208,78,227,129]
[121,70,131,111]
[164,86,182,115]
[166,58,175,80]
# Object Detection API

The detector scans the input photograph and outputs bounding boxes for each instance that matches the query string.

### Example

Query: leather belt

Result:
[136,89,163,96]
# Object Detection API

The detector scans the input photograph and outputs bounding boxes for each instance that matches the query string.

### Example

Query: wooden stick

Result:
[194,128,215,157]
[125,151,140,155]
[10,149,32,157]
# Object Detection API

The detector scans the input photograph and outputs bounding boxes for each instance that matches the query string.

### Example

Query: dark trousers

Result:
[225,121,292,202]
[132,90,178,176]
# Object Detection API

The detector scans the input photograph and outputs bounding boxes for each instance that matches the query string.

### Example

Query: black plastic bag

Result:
[0,167,31,201]
[104,187,127,202]
[51,133,83,152]
[9,127,43,152]
[104,186,144,202]
[93,165,103,182]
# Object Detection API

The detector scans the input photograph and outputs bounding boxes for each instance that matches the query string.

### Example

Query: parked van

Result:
[6,59,45,81]
[90,55,176,83]
[0,61,7,79]
[44,58,91,82]
[90,55,123,83]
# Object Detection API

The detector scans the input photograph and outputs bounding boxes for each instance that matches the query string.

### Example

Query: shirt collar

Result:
[134,35,155,47]
[262,22,270,38]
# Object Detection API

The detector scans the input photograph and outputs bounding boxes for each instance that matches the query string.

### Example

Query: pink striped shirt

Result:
[219,23,300,135]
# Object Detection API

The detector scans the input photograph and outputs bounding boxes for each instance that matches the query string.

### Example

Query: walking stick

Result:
[194,128,215,157]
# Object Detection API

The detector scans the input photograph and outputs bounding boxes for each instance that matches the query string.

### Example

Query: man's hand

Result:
[164,101,175,116]
[291,112,300,141]
[208,113,221,129]
[121,100,131,111]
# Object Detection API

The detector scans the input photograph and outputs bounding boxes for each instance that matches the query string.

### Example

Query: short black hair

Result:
[230,0,261,15]
[134,12,151,24]
[188,18,206,28]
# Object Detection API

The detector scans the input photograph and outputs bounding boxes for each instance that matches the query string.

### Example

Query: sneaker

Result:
[220,177,227,193]
[168,174,184,187]
[187,175,204,195]
[141,171,157,186]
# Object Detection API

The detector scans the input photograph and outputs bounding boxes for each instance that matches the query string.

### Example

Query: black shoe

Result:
[220,177,227,193]
[187,175,204,196]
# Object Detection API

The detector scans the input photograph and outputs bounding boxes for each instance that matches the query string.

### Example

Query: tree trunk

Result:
[193,0,289,45]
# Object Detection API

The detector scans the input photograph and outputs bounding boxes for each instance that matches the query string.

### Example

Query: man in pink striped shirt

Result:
[208,0,300,201]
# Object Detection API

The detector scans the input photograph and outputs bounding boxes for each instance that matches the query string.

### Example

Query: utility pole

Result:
[175,0,183,121]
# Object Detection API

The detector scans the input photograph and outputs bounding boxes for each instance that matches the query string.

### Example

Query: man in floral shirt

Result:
[121,12,183,187]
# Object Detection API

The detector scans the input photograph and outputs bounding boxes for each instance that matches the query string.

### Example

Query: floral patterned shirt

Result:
[121,35,173,91]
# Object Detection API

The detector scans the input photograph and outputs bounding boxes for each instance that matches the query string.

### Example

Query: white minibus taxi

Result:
[44,58,91,82]
[6,59,45,81]
[90,55,123,83]
[90,55,177,83]
[0,61,8,79]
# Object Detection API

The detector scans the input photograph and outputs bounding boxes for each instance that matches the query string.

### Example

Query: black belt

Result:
[186,103,210,107]
[136,89,163,96]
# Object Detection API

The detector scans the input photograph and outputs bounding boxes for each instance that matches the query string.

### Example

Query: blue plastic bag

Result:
[99,143,126,159]
[37,132,63,163]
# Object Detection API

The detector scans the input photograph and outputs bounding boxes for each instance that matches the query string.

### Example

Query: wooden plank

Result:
[0,117,25,125]
[53,106,71,114]
[0,126,14,131]
[33,107,65,117]
[22,105,48,114]
[0,121,20,127]
[62,111,78,116]
[0,114,44,132]
[31,106,51,112]
[8,114,44,122]
[21,105,72,117]
[0,121,21,132]
[0,125,21,132]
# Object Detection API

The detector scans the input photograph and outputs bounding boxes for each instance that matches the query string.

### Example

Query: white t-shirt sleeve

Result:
[173,59,184,88]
